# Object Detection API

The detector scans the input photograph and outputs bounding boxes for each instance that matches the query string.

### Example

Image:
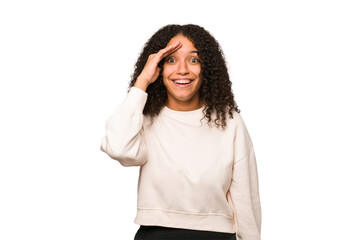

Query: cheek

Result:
[161,66,172,79]
[192,66,201,78]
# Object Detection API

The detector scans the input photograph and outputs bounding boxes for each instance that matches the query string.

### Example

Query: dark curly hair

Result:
[127,24,240,129]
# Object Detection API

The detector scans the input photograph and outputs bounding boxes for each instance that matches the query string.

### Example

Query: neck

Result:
[165,100,205,111]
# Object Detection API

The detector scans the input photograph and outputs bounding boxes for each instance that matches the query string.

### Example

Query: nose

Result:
[176,60,189,75]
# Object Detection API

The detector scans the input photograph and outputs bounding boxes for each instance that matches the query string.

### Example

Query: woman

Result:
[100,24,261,240]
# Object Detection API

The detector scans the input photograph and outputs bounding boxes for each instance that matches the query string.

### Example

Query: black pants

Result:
[134,225,236,240]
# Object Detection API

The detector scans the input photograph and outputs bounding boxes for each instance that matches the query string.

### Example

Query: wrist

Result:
[134,78,150,92]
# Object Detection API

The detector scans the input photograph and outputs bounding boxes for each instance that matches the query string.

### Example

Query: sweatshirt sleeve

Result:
[228,114,262,240]
[100,86,148,167]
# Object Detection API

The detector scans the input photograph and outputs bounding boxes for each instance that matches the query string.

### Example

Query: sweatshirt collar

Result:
[163,104,205,114]
[160,105,206,125]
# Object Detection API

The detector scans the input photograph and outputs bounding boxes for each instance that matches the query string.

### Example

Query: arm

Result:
[101,40,182,166]
[100,86,148,167]
[228,115,262,240]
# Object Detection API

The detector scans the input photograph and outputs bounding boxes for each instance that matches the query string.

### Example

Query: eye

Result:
[166,57,175,63]
[190,58,200,63]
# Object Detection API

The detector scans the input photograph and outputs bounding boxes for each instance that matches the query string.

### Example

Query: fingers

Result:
[156,41,182,60]
[141,41,182,83]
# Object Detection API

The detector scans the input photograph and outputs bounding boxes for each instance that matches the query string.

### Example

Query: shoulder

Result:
[227,109,253,148]
[225,108,246,130]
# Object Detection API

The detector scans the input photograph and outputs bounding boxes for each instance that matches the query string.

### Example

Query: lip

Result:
[171,79,194,88]
[171,78,194,81]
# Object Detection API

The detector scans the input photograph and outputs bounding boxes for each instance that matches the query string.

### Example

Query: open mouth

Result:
[171,79,193,88]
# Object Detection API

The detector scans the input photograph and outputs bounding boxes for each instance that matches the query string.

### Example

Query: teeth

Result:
[174,80,191,84]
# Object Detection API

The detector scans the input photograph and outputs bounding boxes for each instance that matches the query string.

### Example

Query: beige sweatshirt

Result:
[100,86,262,240]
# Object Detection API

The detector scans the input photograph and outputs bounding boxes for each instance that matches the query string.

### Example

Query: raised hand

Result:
[135,41,182,91]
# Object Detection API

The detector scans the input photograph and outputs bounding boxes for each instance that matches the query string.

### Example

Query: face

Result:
[162,34,203,111]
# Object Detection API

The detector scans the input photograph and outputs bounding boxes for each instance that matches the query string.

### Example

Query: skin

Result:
[134,40,182,92]
[135,34,204,111]
[162,34,204,111]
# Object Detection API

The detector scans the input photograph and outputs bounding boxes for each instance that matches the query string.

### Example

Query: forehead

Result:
[166,35,197,51]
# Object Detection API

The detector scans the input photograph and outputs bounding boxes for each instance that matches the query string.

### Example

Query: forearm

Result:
[100,87,148,166]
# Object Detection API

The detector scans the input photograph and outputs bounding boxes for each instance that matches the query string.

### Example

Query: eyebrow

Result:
[167,50,199,57]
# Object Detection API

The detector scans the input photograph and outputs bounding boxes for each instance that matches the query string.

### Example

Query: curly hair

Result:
[127,24,240,129]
